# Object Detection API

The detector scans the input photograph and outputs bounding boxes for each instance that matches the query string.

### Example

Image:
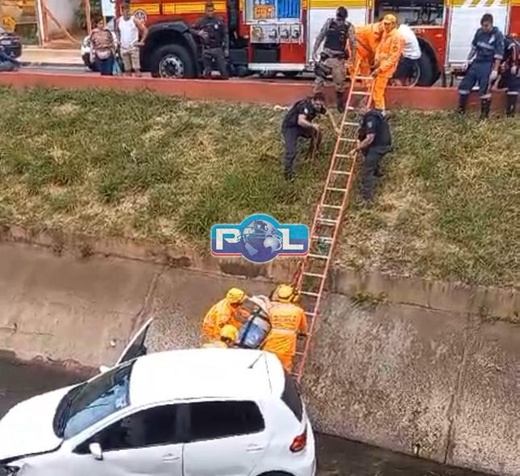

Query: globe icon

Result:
[241,219,283,263]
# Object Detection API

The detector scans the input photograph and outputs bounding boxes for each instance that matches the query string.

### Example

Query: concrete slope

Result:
[0,242,517,476]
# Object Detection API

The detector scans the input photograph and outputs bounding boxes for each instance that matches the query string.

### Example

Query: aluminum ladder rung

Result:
[331,170,350,175]
[301,291,320,297]
[343,121,359,127]
[317,218,338,226]
[303,272,326,279]
[305,311,316,317]
[326,187,348,192]
[354,75,373,80]
[312,235,333,242]
[307,253,329,260]
[321,204,341,209]
[339,137,357,142]
[352,90,371,96]
[336,153,353,158]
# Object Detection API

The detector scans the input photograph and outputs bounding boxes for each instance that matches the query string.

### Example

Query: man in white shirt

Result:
[393,23,421,86]
[116,3,148,77]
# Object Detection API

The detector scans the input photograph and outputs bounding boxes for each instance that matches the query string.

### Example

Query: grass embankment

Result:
[0,87,518,287]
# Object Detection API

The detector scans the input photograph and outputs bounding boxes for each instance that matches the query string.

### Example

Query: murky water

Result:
[0,357,490,476]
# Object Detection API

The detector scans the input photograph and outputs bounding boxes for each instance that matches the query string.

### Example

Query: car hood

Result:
[0,385,76,461]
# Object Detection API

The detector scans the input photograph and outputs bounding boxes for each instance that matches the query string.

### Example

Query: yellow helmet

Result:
[383,14,397,26]
[274,284,300,303]
[226,288,246,305]
[220,324,239,342]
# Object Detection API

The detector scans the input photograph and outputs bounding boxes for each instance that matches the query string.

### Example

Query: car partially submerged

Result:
[0,318,316,476]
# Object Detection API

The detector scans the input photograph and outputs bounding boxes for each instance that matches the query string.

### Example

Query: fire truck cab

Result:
[118,0,520,85]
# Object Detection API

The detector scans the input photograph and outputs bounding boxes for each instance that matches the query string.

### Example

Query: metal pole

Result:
[35,0,46,45]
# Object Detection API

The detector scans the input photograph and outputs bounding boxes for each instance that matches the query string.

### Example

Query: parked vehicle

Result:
[0,25,22,59]
[0,318,316,476]
[80,18,117,71]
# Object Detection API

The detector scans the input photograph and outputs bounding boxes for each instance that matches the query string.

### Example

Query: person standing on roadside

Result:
[392,22,421,86]
[311,6,356,113]
[90,16,116,76]
[116,3,148,77]
[457,14,504,119]
[190,2,230,79]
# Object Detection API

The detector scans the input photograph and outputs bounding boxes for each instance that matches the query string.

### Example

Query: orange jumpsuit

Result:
[262,302,307,372]
[350,22,383,78]
[373,29,404,110]
[201,299,247,343]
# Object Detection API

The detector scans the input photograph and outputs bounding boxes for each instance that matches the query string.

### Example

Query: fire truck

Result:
[117,0,520,86]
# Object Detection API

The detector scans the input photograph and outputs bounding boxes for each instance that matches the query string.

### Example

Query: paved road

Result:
[0,357,489,476]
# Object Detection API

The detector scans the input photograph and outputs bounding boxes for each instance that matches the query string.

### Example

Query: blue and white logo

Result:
[211,213,309,264]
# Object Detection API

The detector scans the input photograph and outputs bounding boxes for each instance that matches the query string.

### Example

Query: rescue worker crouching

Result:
[262,284,308,372]
[201,287,248,344]
[281,92,340,181]
[191,1,230,79]
[355,105,393,202]
[458,14,505,119]
[372,14,404,114]
[498,35,519,117]
[202,324,239,348]
[312,6,357,113]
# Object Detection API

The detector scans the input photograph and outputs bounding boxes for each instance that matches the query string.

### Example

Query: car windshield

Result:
[54,360,135,440]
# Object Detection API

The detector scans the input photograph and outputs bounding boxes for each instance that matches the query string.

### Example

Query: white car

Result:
[0,318,316,476]
[80,18,118,71]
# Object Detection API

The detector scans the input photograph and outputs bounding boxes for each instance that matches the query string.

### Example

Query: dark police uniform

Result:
[282,98,326,179]
[498,36,519,116]
[358,109,392,201]
[458,26,504,117]
[313,16,356,112]
[191,15,229,79]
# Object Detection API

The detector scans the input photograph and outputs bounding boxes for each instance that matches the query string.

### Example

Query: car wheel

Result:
[150,44,196,79]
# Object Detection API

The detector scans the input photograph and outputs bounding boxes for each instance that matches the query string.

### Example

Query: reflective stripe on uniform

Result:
[271,328,297,335]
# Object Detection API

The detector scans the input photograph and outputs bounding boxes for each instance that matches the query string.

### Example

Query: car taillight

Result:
[290,426,307,453]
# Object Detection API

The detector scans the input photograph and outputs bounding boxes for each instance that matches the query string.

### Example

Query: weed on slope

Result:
[0,87,517,287]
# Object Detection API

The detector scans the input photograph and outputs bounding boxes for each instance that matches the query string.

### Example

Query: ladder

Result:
[292,62,375,382]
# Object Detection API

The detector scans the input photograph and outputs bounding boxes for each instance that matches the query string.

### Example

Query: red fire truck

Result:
[117,0,520,86]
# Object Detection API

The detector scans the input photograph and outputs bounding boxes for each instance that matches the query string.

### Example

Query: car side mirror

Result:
[99,365,110,374]
[89,442,104,461]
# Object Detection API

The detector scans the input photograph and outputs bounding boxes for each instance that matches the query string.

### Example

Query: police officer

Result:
[499,35,519,117]
[281,92,339,181]
[458,14,505,119]
[312,7,356,113]
[354,106,392,202]
[191,1,229,79]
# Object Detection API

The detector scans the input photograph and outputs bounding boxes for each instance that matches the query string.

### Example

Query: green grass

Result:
[0,86,518,288]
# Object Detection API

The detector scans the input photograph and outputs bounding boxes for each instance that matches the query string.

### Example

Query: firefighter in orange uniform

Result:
[202,324,239,348]
[263,284,307,372]
[201,288,248,343]
[350,22,384,78]
[372,14,404,113]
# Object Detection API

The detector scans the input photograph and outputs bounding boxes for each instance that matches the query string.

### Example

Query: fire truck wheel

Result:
[151,44,196,79]
[416,53,436,87]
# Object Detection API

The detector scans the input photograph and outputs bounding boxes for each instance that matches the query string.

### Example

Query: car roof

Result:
[128,348,285,407]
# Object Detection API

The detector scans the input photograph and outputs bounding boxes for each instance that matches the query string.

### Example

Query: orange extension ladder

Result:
[292,62,375,383]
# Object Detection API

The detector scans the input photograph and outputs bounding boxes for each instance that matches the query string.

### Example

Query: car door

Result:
[183,400,269,476]
[99,317,154,374]
[41,403,184,476]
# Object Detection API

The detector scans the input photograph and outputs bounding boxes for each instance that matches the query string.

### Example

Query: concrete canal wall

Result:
[0,236,517,476]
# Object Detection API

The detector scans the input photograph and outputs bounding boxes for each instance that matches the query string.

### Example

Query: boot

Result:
[479,98,491,120]
[336,91,346,113]
[284,168,295,182]
[506,94,517,117]
[457,94,469,114]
